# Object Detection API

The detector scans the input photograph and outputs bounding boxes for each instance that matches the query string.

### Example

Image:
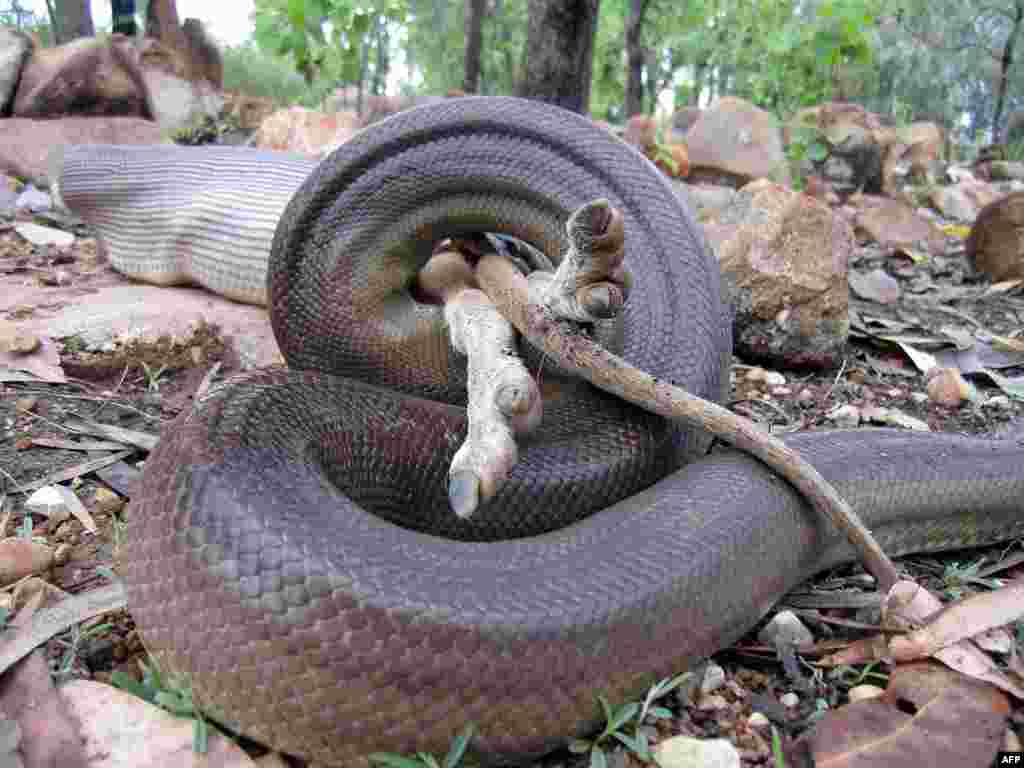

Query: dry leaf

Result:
[889,579,1024,660]
[804,662,1008,768]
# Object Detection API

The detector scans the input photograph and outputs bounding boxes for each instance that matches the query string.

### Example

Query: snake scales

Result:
[56,97,1024,765]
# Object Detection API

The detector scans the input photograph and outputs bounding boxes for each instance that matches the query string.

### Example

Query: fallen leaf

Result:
[889,579,1024,661]
[802,662,1008,768]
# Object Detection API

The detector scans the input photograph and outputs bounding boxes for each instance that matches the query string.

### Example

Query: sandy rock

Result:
[685,96,789,186]
[0,26,32,113]
[653,736,740,768]
[252,106,361,158]
[704,179,852,369]
[60,680,256,767]
[0,117,166,186]
[758,609,814,647]
[224,90,277,132]
[930,178,1002,221]
[12,35,150,119]
[142,67,223,135]
[851,195,946,257]
[966,190,1024,281]
[671,105,702,142]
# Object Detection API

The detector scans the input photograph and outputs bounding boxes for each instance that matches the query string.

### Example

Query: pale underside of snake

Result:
[54,97,1024,766]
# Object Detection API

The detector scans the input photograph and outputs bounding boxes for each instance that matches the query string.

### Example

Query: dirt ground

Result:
[1,205,1023,766]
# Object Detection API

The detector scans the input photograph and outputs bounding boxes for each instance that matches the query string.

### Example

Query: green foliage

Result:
[369,724,476,768]
[112,659,210,753]
[569,672,691,767]
[253,0,405,88]
[52,621,114,683]
[222,42,313,103]
[1005,140,1024,162]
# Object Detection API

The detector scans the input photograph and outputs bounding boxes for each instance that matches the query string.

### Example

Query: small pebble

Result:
[758,610,814,647]
[697,693,729,711]
[747,712,770,729]
[701,663,726,694]
[848,684,885,702]
[827,403,861,428]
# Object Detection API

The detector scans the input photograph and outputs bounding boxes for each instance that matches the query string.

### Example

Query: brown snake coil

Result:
[56,98,1024,765]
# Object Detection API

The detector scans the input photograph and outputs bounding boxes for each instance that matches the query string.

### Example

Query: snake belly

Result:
[60,97,1024,765]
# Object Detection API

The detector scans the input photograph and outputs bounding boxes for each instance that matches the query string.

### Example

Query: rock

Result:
[929,178,1002,221]
[825,123,884,195]
[851,195,946,257]
[674,182,736,218]
[224,90,276,132]
[704,179,852,369]
[828,404,861,427]
[966,190,1024,281]
[12,35,151,119]
[779,692,800,708]
[653,736,740,768]
[671,105,702,142]
[143,67,223,135]
[0,117,166,186]
[848,684,885,702]
[791,102,889,194]
[903,122,945,183]
[0,26,32,113]
[684,97,789,186]
[252,106,361,158]
[848,267,901,305]
[757,610,814,647]
[15,222,74,249]
[701,663,727,694]
[14,184,51,213]
[623,114,657,150]
[747,712,770,729]
[60,680,255,767]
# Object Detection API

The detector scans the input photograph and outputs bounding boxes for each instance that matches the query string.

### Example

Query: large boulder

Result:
[0,117,166,185]
[966,191,1024,281]
[703,179,852,369]
[850,195,946,258]
[684,97,790,186]
[12,35,152,118]
[0,26,32,115]
[251,106,361,158]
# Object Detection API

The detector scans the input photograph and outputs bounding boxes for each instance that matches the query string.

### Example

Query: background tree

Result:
[111,0,137,36]
[515,0,600,113]
[623,0,648,116]
[45,0,94,43]
[463,0,486,93]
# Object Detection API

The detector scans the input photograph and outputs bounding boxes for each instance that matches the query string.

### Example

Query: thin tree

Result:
[45,0,94,43]
[623,0,648,116]
[515,0,600,114]
[464,0,487,94]
[111,0,137,36]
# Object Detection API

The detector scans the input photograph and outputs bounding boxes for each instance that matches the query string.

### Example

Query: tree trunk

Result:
[372,15,390,96]
[111,0,137,36]
[515,0,600,114]
[49,0,94,44]
[624,0,646,116]
[993,0,1023,142]
[464,0,487,94]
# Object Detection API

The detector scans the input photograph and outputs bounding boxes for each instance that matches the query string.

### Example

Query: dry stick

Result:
[475,253,901,594]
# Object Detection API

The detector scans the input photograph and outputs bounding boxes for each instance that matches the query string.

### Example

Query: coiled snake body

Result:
[58,98,1024,765]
